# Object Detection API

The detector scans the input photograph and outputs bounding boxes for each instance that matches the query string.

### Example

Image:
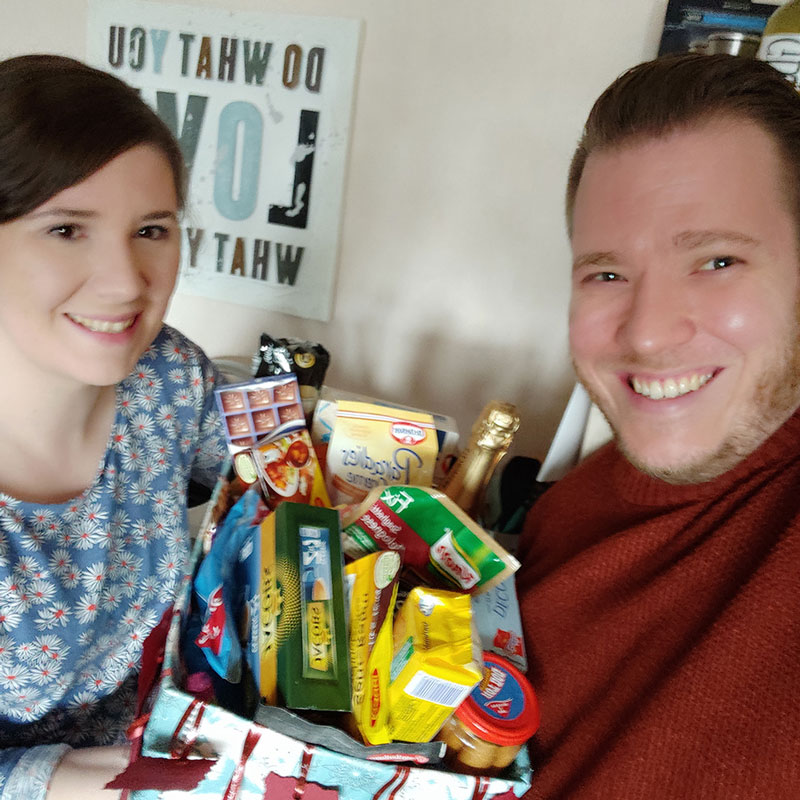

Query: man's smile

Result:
[629,371,716,400]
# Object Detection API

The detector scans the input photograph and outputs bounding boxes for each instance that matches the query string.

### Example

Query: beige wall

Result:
[1,0,673,459]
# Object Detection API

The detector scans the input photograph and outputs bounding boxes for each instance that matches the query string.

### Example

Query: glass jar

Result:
[437,652,540,776]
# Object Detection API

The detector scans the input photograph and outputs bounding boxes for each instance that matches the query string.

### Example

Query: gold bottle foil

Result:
[441,401,520,520]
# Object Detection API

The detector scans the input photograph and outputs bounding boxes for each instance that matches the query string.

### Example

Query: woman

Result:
[0,54,227,797]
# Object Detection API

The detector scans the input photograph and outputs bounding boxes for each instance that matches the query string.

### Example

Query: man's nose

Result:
[617,274,696,355]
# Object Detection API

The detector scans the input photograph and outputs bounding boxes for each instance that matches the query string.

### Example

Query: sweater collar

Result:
[610,406,800,506]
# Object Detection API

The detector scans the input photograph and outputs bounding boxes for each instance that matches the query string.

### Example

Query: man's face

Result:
[569,117,800,483]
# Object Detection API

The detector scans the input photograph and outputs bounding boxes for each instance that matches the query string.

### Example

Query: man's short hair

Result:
[565,54,800,236]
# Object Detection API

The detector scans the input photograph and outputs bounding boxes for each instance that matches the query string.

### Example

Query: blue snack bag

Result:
[192,487,266,682]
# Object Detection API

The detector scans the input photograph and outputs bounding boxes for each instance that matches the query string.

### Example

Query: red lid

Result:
[454,652,540,747]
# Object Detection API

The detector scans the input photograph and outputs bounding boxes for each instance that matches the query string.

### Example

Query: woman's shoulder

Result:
[123,325,216,382]
[118,324,220,406]
[144,324,214,368]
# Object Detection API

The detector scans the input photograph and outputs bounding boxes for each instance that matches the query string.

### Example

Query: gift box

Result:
[116,468,533,800]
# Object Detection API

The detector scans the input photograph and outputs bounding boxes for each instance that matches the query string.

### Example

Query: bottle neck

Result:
[443,443,506,519]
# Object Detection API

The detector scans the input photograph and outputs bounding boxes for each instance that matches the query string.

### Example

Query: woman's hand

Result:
[48,745,130,799]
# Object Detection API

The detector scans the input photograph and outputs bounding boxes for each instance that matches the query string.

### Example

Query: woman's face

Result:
[0,144,181,388]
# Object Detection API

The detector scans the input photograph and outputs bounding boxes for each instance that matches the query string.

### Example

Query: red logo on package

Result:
[390,421,427,445]
[431,535,480,590]
[195,586,225,655]
[369,668,382,727]
[363,499,431,566]
[494,629,524,657]
[486,698,513,718]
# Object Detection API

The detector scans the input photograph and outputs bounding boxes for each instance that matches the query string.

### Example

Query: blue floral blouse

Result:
[0,325,227,798]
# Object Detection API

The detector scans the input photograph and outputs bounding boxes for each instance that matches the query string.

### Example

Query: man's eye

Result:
[588,271,623,282]
[137,225,170,240]
[699,256,738,271]
[48,224,80,240]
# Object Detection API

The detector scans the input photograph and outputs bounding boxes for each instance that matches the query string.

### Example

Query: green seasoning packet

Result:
[340,486,519,595]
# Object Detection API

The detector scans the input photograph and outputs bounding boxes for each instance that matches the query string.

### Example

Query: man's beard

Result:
[575,305,800,485]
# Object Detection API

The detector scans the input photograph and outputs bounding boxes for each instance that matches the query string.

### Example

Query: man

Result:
[516,54,800,799]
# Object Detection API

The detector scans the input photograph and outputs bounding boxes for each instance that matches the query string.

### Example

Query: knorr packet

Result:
[340,486,519,594]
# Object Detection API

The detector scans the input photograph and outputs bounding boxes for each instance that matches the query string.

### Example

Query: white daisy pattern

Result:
[0,326,226,791]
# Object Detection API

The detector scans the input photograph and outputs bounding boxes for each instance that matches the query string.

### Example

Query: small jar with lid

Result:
[437,652,540,776]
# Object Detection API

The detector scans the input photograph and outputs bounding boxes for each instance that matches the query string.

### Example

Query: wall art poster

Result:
[87,0,361,321]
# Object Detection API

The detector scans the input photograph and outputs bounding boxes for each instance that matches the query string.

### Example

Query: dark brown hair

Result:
[565,54,800,235]
[0,54,185,222]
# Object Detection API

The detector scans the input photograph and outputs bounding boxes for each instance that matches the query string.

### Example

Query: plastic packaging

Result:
[191,487,267,682]
[253,333,330,419]
[388,587,482,743]
[341,486,520,594]
[344,550,402,744]
[758,0,800,89]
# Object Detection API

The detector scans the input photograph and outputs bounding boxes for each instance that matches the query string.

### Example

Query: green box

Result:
[268,502,351,711]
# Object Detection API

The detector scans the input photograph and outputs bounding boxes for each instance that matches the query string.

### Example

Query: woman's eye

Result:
[699,255,738,271]
[48,224,80,240]
[137,225,170,240]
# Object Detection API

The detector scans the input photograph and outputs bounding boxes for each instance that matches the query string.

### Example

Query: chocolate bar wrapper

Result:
[215,374,330,509]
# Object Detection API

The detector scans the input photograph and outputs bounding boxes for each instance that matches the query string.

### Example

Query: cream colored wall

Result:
[1,0,671,459]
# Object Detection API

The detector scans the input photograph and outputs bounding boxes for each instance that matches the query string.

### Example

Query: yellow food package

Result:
[344,550,402,745]
[388,587,482,743]
[325,401,438,505]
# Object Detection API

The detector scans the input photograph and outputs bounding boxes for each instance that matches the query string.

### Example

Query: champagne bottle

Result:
[440,401,520,520]
[757,0,800,90]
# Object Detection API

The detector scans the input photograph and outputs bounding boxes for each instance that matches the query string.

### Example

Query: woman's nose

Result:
[90,239,147,300]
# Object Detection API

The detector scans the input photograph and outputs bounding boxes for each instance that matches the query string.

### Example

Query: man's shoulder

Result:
[556,439,621,490]
[523,441,621,523]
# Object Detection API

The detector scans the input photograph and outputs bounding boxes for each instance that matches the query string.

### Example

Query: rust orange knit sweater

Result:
[516,409,800,799]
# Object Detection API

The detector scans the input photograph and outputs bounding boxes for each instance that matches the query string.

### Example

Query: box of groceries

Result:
[116,365,535,799]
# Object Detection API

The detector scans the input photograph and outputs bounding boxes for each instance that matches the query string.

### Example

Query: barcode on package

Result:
[404,671,473,707]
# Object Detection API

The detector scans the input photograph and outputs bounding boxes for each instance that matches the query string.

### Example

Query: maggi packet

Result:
[344,550,402,745]
[325,401,438,506]
[341,486,519,594]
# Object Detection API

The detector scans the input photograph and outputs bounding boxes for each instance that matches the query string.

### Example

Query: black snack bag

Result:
[253,334,331,418]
